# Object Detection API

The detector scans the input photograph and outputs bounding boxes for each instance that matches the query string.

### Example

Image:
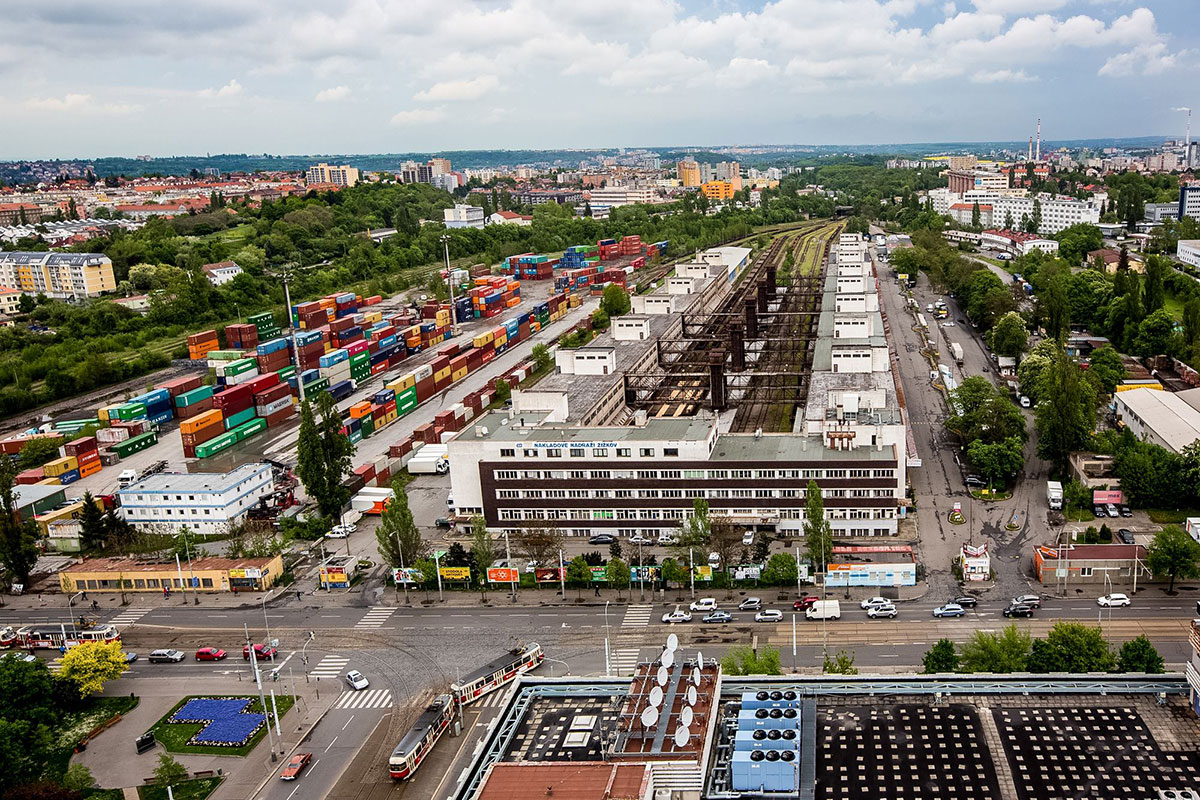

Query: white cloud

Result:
[971,0,1069,13]
[413,75,499,102]
[390,107,447,126]
[315,85,350,102]
[714,57,780,87]
[24,93,139,113]
[1099,42,1182,77]
[199,78,243,98]
[970,68,1036,83]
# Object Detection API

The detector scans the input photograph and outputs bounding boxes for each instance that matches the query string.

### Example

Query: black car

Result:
[1002,604,1034,618]
[1117,529,1135,545]
[1093,505,1106,518]
[1119,504,1133,518]
[950,596,978,608]
[588,534,615,545]
[964,475,986,489]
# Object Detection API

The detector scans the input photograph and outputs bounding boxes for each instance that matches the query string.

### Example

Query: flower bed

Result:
[168,698,265,747]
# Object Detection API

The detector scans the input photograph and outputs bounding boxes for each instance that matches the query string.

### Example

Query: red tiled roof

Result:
[477,764,646,800]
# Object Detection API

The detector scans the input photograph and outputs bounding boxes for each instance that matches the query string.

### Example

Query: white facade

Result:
[305,163,359,187]
[118,463,274,534]
[554,346,616,376]
[443,204,485,229]
[1114,388,1200,455]
[1180,186,1200,221]
[202,261,243,286]
[980,230,1059,256]
[1179,240,1200,269]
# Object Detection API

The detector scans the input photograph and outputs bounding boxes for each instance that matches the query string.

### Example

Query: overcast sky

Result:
[1,0,1196,159]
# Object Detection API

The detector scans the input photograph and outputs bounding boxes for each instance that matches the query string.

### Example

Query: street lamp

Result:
[67,591,84,629]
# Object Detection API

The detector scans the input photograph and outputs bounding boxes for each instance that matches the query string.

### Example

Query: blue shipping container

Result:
[59,468,81,485]
[319,349,349,369]
[257,337,290,355]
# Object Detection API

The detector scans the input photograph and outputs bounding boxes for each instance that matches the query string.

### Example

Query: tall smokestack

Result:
[1036,118,1042,162]
[1028,136,1033,162]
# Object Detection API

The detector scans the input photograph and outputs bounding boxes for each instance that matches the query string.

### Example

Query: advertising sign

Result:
[630,566,660,583]
[438,566,471,580]
[1092,490,1123,505]
[535,567,565,583]
[733,565,762,581]
[393,568,423,584]
[590,566,608,583]
[228,567,263,580]
[487,567,520,583]
[693,566,713,582]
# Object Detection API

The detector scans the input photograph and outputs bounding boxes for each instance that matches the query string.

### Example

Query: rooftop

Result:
[119,463,270,494]
[477,763,646,800]
[64,555,277,574]
[710,433,897,464]
[1117,387,1200,450]
[460,410,717,445]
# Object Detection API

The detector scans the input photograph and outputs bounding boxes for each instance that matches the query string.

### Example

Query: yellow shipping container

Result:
[433,366,451,383]
[494,333,507,348]
[451,367,468,382]
[43,456,78,477]
[38,477,61,486]
[569,295,582,308]
[364,311,382,324]
[473,331,494,348]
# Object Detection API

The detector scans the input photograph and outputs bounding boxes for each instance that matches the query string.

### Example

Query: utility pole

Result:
[441,234,459,336]
[689,548,695,601]
[244,623,278,763]
[505,530,515,600]
[182,528,199,605]
[434,550,444,601]
[279,263,306,404]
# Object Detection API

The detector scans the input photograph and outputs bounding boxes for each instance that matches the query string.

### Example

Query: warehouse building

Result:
[1113,387,1200,455]
[59,554,283,594]
[118,463,274,533]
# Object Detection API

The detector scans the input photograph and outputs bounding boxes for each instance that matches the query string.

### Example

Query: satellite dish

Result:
[686,685,698,706]
[681,705,694,727]
[657,665,669,686]
[649,685,664,708]
[666,633,679,652]
[662,648,675,669]
[691,666,701,686]
[697,651,705,670]
[673,725,691,748]
[640,705,658,729]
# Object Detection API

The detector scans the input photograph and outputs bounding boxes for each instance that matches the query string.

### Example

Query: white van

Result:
[804,600,841,620]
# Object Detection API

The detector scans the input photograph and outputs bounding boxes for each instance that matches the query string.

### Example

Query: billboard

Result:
[693,566,713,582]
[1092,490,1123,505]
[535,567,565,583]
[590,566,608,583]
[438,566,471,580]
[487,567,519,583]
[393,568,423,584]
[228,567,263,579]
[630,566,659,582]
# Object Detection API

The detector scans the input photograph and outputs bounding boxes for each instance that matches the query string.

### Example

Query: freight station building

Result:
[448,235,913,541]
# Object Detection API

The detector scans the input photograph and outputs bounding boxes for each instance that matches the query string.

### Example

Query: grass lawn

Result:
[1147,508,1200,525]
[1064,507,1095,522]
[47,695,140,780]
[1162,292,1186,321]
[152,695,296,757]
[139,777,222,800]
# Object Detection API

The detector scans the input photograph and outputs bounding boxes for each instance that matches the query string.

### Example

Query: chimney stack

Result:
[1036,118,1042,162]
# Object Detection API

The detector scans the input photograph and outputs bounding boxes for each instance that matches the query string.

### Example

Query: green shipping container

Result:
[303,378,330,396]
[276,365,296,381]
[196,431,237,458]
[360,416,375,438]
[248,311,275,328]
[176,386,214,407]
[396,386,418,414]
[113,431,157,457]
[258,327,281,339]
[223,407,257,430]
[349,352,370,366]
[348,429,362,444]
[207,350,245,361]
[224,358,258,376]
[116,402,147,421]
[233,417,267,441]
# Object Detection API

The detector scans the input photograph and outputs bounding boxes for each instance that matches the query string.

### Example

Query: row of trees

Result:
[946,376,1028,488]
[921,623,1164,675]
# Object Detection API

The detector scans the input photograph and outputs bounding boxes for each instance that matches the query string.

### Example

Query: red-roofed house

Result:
[948,202,993,228]
[981,228,1059,257]
[0,203,43,225]
[488,210,532,227]
[201,260,243,286]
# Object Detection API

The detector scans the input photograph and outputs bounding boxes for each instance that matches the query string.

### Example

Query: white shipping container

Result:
[96,427,130,445]
[256,397,293,416]
[225,368,261,385]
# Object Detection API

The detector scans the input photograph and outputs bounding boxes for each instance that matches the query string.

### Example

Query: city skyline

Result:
[1,0,1197,159]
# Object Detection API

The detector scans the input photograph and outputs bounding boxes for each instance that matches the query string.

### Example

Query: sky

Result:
[0,0,1197,159]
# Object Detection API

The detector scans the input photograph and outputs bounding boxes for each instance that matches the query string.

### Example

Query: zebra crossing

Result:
[310,654,350,680]
[47,657,63,674]
[333,688,392,710]
[609,648,641,676]
[471,689,511,709]
[621,605,653,628]
[109,608,152,627]
[354,607,396,629]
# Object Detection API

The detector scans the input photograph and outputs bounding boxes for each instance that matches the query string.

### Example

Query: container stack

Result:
[597,238,619,260]
[248,311,281,341]
[256,337,291,374]
[293,300,329,330]
[294,330,325,372]
[158,375,203,401]
[216,357,259,386]
[334,293,357,318]
[224,323,259,350]
[618,235,643,256]
[44,455,79,485]
[319,349,350,386]
[174,386,214,419]
[112,431,157,459]
[65,436,102,480]
[187,330,219,361]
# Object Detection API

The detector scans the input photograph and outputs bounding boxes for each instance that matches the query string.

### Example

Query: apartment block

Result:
[0,251,116,299]
[305,163,360,187]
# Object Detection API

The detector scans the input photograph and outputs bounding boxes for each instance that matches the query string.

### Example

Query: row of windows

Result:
[76,577,215,589]
[499,446,681,459]
[497,487,895,500]
[493,467,896,481]
[496,506,898,522]
[497,526,894,538]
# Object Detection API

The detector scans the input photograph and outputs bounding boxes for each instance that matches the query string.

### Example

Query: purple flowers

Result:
[169,697,266,747]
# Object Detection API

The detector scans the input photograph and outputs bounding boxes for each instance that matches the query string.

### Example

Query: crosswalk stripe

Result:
[620,605,653,628]
[354,607,397,628]
[610,648,640,675]
[310,655,350,678]
[109,609,152,627]
[48,657,62,673]
[334,689,392,709]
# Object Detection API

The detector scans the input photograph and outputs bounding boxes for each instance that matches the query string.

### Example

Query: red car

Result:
[195,647,227,661]
[279,752,312,780]
[243,643,277,661]
[793,596,821,611]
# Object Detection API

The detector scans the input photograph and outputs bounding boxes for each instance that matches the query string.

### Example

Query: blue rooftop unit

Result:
[737,706,800,730]
[734,728,799,752]
[731,748,798,793]
[741,690,801,710]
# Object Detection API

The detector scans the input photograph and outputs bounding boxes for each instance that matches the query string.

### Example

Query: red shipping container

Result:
[264,406,295,427]
[254,383,291,406]
[181,420,224,446]
[64,436,98,456]
[413,423,438,445]
[77,449,101,466]
[16,468,43,485]
[243,373,280,396]
[158,374,203,397]
[354,463,376,482]
[183,444,196,459]
[176,397,214,419]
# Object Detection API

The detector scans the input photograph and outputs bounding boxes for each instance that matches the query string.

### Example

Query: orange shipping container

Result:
[349,401,372,419]
[180,409,223,434]
[79,460,102,478]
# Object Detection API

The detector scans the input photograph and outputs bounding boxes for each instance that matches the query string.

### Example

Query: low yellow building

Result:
[701,180,736,201]
[60,555,284,594]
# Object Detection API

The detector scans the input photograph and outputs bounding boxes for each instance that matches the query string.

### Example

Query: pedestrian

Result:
[81,591,87,600]
[296,591,302,601]
[594,586,600,598]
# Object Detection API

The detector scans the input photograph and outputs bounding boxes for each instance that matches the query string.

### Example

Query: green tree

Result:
[1053,223,1103,264]
[922,639,959,673]
[531,343,552,373]
[18,438,61,470]
[1132,309,1178,357]
[760,552,798,586]
[600,284,631,318]
[0,457,40,586]
[1035,347,1097,476]
[1143,254,1167,314]
[803,480,833,571]
[990,311,1028,358]
[513,521,565,573]
[674,499,711,561]
[1146,525,1200,592]
[721,645,782,676]
[17,294,35,314]
[376,479,424,569]
[606,557,630,599]
[970,202,981,228]
[1004,210,1014,230]
[153,753,189,787]
[566,554,590,599]
[295,394,355,519]
[1117,635,1165,674]
[1085,345,1126,395]
[822,649,858,675]
[57,640,129,697]
[966,436,1025,488]
[1024,622,1113,673]
[62,763,96,791]
[959,624,1031,673]
[471,515,496,600]
[78,491,107,551]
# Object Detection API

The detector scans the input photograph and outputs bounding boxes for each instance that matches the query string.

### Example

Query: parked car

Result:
[661,607,692,624]
[1105,504,1120,518]
[707,552,721,567]
[149,649,185,663]
[1093,505,1106,518]
[742,531,755,546]
[1012,595,1042,609]
[867,603,897,619]
[326,524,353,539]
[244,644,277,661]
[702,611,733,624]
[657,532,679,545]
[932,604,965,618]
[345,670,370,690]
[195,647,227,661]
[1097,593,1131,608]
[1019,395,1031,408]
[964,475,986,489]
[629,534,652,545]
[793,596,820,611]
[804,601,840,620]
[1003,604,1034,618]
[434,517,454,530]
[950,596,978,608]
[859,597,891,610]
[280,752,312,780]
[739,597,762,611]
[689,598,717,613]
[1119,504,1133,518]
[755,609,784,623]
[588,534,615,545]
[1117,529,1135,545]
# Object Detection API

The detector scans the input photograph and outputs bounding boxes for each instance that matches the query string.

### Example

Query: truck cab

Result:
[117,469,137,489]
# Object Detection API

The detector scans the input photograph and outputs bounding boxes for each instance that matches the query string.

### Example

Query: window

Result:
[661,470,681,479]
[664,448,679,457]
[497,470,518,480]
[639,448,655,457]
[590,471,611,479]
[498,490,520,499]
[570,448,586,458]
[732,469,752,479]
[849,469,871,478]
[593,448,608,457]
[570,471,588,480]
[615,490,633,499]
[617,448,631,458]
[546,449,562,458]
[1079,567,1094,577]
[523,449,538,458]
[201,578,213,588]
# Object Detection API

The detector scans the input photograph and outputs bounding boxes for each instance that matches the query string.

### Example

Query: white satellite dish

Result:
[697,651,705,670]
[657,665,669,686]
[665,632,679,652]
[691,666,702,686]
[686,685,698,706]
[681,705,694,727]
[662,648,675,669]
[649,685,664,708]
[673,725,691,749]
[640,705,658,729]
